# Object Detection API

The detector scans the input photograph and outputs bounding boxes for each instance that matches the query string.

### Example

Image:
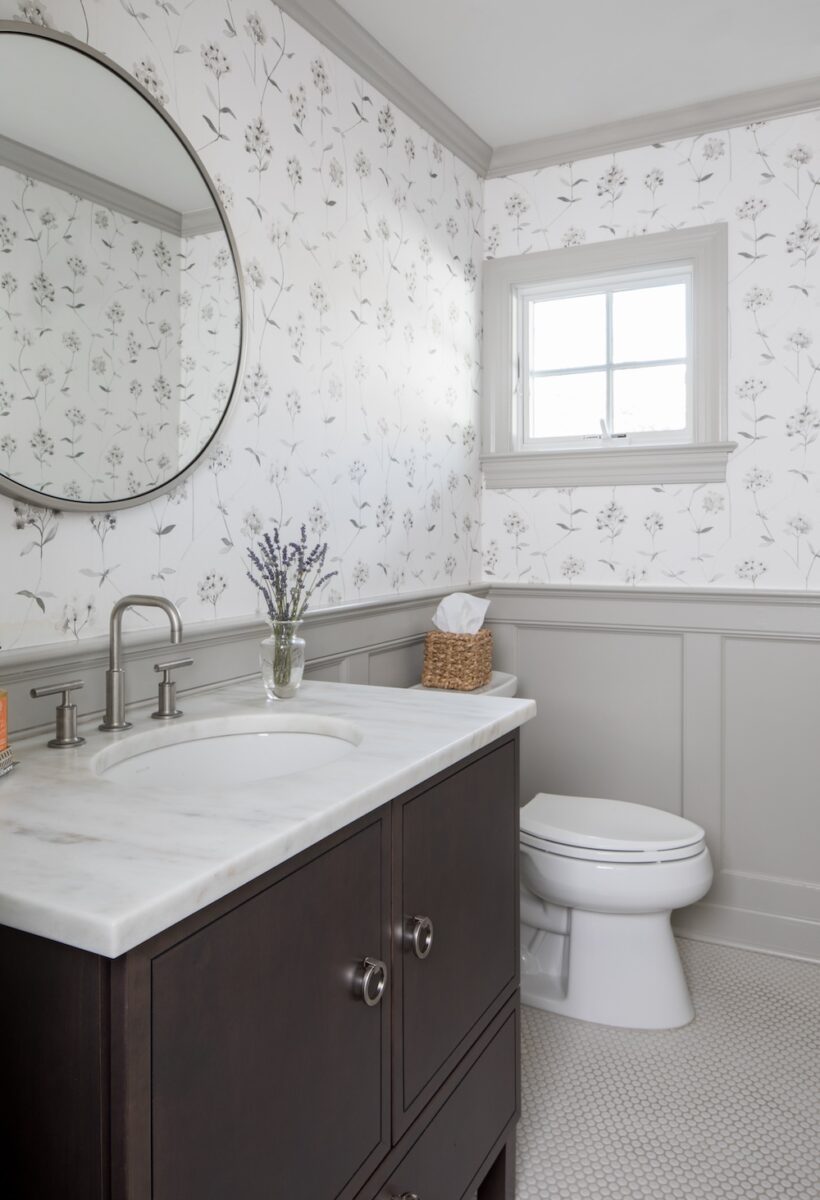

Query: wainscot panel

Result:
[486,584,820,963]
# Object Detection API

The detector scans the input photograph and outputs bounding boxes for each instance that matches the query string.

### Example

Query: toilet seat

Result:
[521,792,706,864]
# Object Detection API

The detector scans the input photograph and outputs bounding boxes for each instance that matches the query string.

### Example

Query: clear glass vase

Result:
[260,620,305,699]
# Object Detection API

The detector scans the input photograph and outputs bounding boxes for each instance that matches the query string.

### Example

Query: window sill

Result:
[481,441,736,489]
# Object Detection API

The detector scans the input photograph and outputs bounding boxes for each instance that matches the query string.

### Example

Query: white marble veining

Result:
[0,681,534,957]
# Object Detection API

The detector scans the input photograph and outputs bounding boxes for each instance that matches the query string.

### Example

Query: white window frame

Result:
[482,224,734,488]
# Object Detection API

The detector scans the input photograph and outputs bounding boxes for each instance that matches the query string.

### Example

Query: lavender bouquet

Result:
[247,526,337,697]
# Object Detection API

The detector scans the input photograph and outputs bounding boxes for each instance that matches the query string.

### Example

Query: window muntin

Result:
[518,272,692,448]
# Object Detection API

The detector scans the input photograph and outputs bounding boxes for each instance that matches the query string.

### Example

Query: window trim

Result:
[482,223,734,488]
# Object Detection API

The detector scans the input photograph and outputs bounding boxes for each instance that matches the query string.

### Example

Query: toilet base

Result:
[521,908,695,1030]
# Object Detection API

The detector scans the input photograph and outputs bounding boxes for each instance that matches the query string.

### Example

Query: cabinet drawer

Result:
[394,739,518,1134]
[366,1004,518,1200]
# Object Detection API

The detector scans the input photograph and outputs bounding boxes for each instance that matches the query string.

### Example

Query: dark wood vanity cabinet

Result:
[1,733,519,1200]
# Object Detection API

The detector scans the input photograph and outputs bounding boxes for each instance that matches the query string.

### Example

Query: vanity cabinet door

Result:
[393,738,519,1136]
[151,814,390,1200]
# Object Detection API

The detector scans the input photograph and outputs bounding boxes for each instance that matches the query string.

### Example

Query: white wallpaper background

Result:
[3,4,820,657]
[0,0,482,650]
[483,113,820,588]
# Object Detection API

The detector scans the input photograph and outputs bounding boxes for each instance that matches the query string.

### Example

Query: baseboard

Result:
[674,902,820,964]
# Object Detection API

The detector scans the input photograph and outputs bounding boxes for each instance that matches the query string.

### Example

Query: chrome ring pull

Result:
[409,915,434,960]
[392,1193,420,1199]
[355,956,387,1007]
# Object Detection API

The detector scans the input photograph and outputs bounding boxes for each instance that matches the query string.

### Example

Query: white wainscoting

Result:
[486,584,820,963]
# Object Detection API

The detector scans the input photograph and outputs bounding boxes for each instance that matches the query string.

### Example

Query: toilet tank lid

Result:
[521,792,705,852]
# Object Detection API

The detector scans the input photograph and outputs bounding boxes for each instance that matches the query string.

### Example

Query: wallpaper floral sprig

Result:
[0,0,482,649]
[483,111,820,590]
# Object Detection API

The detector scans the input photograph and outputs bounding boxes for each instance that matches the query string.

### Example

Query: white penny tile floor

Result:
[516,938,820,1200]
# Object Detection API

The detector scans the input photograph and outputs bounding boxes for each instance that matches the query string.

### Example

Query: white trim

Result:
[181,207,224,237]
[482,225,730,487]
[275,0,491,176]
[481,440,736,487]
[487,75,820,177]
[485,582,820,620]
[0,133,222,237]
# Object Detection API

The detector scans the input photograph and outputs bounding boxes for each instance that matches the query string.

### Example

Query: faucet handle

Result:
[30,680,86,749]
[154,657,193,675]
[151,657,192,720]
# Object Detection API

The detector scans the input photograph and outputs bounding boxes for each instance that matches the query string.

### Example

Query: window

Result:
[482,224,733,487]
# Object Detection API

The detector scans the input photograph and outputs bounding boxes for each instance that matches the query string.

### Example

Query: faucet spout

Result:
[101,595,184,731]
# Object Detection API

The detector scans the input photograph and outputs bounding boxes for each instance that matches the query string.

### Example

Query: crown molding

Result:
[0,133,222,237]
[275,0,492,176]
[487,75,820,178]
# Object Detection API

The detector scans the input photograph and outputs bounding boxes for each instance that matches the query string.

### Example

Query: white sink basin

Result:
[94,714,362,792]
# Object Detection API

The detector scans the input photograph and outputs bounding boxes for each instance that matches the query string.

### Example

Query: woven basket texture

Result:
[421,628,493,692]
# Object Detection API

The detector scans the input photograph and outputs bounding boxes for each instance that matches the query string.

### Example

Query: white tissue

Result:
[432,592,490,635]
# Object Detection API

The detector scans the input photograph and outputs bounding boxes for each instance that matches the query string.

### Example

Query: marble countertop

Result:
[0,680,535,958]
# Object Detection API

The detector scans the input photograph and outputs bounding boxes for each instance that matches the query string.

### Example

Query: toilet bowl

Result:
[409,671,711,1028]
[520,792,713,1029]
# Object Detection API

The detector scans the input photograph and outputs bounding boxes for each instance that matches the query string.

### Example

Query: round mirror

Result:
[0,22,244,510]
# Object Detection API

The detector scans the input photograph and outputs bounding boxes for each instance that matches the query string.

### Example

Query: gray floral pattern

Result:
[484,115,820,589]
[0,162,237,502]
[0,0,481,648]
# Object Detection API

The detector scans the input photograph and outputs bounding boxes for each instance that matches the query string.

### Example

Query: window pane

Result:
[530,371,606,439]
[613,364,688,433]
[612,283,687,363]
[531,293,606,371]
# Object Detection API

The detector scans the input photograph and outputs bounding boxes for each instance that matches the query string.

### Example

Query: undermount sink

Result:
[94,714,362,792]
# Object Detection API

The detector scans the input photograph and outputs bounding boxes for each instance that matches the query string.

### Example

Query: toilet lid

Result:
[521,793,705,855]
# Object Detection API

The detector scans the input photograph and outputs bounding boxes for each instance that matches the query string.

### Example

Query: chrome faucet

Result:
[100,595,183,731]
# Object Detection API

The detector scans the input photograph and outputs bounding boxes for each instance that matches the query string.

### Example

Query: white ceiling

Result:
[336,0,820,150]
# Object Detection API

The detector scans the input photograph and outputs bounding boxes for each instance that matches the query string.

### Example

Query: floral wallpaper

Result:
[0,160,239,503]
[484,111,820,589]
[0,0,482,650]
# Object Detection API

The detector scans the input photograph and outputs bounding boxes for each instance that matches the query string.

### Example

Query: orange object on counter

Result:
[0,690,7,752]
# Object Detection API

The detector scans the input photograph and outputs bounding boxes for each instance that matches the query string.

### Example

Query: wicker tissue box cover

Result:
[421,628,493,692]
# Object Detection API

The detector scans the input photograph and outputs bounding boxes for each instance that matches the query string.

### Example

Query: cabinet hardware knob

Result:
[407,915,434,960]
[391,1193,420,1199]
[354,956,387,1007]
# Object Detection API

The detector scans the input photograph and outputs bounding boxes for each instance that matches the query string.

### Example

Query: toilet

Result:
[412,670,712,1029]
[520,792,713,1029]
